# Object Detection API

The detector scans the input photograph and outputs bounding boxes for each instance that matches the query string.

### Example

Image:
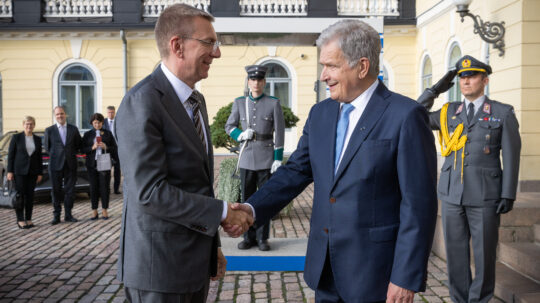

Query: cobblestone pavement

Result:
[0,157,505,302]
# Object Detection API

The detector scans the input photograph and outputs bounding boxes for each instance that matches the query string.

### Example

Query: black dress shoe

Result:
[237,240,255,250]
[51,217,60,225]
[64,216,78,223]
[258,240,270,251]
[114,191,122,194]
[26,224,35,228]
[17,222,25,229]
[90,215,99,221]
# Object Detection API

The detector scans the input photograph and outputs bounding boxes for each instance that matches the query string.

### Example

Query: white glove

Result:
[237,128,254,142]
[271,160,282,173]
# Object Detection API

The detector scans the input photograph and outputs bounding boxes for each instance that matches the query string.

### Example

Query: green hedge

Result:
[216,157,293,216]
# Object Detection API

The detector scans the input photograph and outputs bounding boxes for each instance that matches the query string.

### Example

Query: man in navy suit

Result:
[44,106,82,224]
[102,105,121,194]
[234,20,438,302]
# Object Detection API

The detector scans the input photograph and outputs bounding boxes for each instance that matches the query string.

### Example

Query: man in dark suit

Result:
[418,56,521,303]
[102,105,121,194]
[115,4,253,302]
[233,20,438,302]
[44,106,82,224]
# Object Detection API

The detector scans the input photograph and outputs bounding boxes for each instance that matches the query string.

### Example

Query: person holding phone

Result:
[81,113,116,220]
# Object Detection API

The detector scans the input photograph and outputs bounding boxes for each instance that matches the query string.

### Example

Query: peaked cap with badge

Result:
[456,55,492,77]
[245,65,268,79]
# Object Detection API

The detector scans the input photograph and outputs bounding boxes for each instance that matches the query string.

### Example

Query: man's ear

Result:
[357,58,370,80]
[170,36,183,57]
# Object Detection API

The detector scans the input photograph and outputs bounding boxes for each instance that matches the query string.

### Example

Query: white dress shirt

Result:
[107,119,115,137]
[25,135,35,156]
[160,63,228,220]
[464,95,486,117]
[336,79,379,169]
[56,122,67,145]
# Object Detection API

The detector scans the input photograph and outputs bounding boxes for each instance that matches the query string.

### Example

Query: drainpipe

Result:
[121,29,127,95]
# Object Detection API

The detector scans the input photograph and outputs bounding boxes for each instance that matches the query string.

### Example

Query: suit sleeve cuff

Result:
[246,203,256,220]
[230,128,242,141]
[274,148,284,161]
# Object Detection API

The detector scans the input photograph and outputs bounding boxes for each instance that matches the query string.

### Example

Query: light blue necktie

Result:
[334,103,354,174]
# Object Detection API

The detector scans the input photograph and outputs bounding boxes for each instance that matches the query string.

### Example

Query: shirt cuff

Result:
[221,200,228,221]
[246,203,256,220]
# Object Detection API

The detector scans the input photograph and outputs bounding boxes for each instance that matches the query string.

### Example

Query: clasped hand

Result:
[221,203,254,237]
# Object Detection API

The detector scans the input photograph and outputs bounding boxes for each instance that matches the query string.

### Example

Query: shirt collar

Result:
[249,92,265,101]
[160,62,193,104]
[464,95,486,112]
[56,122,66,128]
[345,79,379,110]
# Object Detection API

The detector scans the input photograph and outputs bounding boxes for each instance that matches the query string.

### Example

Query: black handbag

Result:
[0,180,22,209]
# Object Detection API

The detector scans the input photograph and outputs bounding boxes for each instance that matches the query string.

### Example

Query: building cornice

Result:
[416,0,455,28]
[383,25,417,37]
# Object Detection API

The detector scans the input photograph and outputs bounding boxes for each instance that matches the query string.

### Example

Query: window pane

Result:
[80,86,95,129]
[422,58,432,91]
[60,85,77,126]
[448,45,462,101]
[61,65,95,81]
[383,66,389,87]
[264,63,288,78]
[272,82,290,108]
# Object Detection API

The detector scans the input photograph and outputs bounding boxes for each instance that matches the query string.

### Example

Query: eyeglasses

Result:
[181,36,221,53]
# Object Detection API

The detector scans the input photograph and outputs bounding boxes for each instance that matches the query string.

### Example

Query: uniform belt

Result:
[253,133,273,141]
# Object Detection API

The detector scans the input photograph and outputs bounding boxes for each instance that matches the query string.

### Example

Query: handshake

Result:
[221,202,255,237]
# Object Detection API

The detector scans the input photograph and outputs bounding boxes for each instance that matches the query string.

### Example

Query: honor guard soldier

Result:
[418,55,521,303]
[225,65,286,251]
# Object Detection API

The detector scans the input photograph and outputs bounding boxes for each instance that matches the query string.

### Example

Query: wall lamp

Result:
[453,0,506,56]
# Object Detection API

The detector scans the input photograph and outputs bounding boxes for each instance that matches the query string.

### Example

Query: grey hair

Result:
[154,4,215,59]
[23,116,36,124]
[316,20,381,77]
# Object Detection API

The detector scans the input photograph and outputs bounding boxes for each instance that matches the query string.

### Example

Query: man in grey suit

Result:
[418,55,521,303]
[115,4,253,302]
[225,65,285,251]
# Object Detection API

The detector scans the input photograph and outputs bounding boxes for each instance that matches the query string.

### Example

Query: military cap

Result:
[456,55,492,77]
[245,65,267,79]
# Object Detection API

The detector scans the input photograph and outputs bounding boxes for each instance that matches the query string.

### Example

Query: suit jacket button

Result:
[323,228,328,234]
[329,197,336,203]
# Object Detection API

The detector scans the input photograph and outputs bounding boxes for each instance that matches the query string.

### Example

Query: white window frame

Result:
[445,40,462,102]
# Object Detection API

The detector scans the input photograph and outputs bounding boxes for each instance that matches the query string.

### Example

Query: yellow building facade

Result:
[0,0,538,189]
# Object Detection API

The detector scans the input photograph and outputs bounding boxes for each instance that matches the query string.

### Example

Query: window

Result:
[448,43,462,101]
[421,56,432,92]
[382,65,389,87]
[58,64,96,130]
[261,61,291,108]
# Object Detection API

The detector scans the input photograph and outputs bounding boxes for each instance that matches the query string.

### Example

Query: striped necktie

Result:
[187,91,207,153]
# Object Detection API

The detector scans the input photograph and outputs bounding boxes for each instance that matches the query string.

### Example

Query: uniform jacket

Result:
[43,123,82,171]
[115,67,223,293]
[80,128,117,169]
[7,132,43,176]
[247,82,438,302]
[225,94,285,170]
[427,98,521,205]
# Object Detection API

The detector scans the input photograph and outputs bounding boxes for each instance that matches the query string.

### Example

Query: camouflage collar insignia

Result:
[483,103,491,114]
[455,103,464,115]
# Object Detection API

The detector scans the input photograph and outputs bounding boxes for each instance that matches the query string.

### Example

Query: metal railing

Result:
[142,0,210,19]
[43,0,113,21]
[337,0,399,16]
[239,0,308,16]
[0,0,12,19]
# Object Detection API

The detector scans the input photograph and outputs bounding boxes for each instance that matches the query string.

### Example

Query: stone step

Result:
[498,242,540,282]
[500,193,540,227]
[535,224,540,244]
[495,262,540,303]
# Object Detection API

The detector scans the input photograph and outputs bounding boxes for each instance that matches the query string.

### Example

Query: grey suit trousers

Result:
[125,280,209,303]
[441,202,500,303]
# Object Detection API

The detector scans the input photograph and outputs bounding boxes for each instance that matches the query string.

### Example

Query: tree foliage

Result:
[210,102,300,153]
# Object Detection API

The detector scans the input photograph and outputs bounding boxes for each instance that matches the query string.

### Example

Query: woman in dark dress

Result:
[81,113,116,220]
[7,116,43,229]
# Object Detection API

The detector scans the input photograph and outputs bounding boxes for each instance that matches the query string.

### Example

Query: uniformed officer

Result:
[418,55,521,303]
[225,65,285,251]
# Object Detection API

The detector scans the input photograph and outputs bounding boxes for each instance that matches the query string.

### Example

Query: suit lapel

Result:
[322,101,340,184]
[333,82,390,186]
[152,68,212,181]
